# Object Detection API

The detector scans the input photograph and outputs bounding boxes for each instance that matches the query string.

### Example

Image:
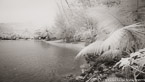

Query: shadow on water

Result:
[0,40,81,82]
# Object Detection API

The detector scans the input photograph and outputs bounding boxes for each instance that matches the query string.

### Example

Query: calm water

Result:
[0,40,81,82]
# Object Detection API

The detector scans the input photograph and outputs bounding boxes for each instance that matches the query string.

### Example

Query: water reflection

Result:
[0,40,81,82]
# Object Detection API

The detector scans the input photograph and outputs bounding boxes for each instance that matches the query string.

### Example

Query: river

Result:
[0,40,81,82]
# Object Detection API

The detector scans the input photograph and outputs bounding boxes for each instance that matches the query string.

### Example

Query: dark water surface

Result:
[0,40,81,82]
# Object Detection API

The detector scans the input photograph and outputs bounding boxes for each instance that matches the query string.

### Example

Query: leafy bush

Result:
[75,23,145,82]
[115,48,145,81]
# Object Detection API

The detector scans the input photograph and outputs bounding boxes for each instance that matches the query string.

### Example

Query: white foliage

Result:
[75,41,103,59]
[100,23,145,53]
[115,48,145,70]
[76,23,145,61]
[99,50,122,61]
[115,58,130,69]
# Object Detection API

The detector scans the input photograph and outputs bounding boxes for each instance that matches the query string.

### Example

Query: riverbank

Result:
[43,40,85,51]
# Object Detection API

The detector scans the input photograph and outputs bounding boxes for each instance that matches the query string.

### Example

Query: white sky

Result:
[0,0,58,27]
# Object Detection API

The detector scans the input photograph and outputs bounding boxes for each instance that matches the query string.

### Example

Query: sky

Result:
[0,0,58,27]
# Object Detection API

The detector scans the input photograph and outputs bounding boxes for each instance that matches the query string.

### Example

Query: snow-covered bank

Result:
[43,40,85,51]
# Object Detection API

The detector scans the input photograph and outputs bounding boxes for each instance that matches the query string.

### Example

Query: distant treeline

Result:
[0,32,32,40]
